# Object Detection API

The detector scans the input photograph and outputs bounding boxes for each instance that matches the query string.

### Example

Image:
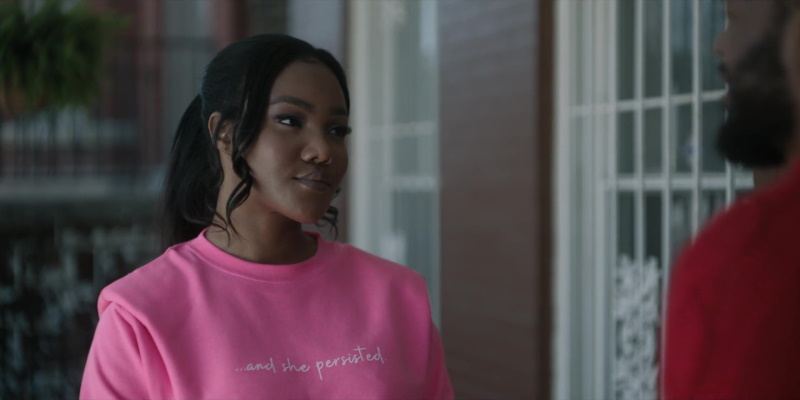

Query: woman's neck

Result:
[204,209,317,265]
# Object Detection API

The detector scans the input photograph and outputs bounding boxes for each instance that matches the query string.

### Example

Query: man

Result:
[663,1,800,399]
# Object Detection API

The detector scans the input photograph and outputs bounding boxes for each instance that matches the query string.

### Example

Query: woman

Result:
[80,34,453,400]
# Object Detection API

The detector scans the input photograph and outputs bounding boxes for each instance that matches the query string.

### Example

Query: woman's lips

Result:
[294,171,332,192]
[294,178,331,192]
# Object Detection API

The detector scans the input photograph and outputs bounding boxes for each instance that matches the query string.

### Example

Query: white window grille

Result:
[348,0,441,324]
[553,1,749,399]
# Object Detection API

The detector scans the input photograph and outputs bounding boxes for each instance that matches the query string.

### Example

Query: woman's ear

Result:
[208,111,232,154]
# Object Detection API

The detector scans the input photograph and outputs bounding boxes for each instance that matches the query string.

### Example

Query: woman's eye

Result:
[329,126,352,138]
[277,116,301,127]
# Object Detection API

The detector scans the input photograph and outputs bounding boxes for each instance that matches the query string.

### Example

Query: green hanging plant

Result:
[0,1,127,116]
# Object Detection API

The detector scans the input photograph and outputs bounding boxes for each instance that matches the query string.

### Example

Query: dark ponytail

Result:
[160,34,350,249]
[161,94,222,248]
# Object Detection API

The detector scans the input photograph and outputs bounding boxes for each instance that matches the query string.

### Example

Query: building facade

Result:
[0,1,733,399]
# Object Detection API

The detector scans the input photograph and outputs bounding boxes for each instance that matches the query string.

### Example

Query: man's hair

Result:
[716,0,800,167]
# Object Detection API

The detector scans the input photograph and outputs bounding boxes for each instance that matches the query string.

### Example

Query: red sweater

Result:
[663,161,800,400]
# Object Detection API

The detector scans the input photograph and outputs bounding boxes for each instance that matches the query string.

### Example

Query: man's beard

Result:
[716,30,795,168]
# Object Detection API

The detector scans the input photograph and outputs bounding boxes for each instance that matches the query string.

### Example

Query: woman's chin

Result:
[292,211,328,225]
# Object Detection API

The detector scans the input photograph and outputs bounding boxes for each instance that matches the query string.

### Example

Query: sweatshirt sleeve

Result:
[663,290,705,399]
[80,302,164,400]
[424,322,455,400]
[662,262,711,400]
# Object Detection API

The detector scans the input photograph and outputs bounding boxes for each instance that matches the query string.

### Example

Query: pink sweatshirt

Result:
[80,230,453,399]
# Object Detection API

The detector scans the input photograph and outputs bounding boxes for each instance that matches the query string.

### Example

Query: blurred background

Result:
[0,0,745,399]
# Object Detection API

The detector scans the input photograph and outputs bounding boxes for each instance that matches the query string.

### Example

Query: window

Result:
[348,1,441,323]
[553,1,748,399]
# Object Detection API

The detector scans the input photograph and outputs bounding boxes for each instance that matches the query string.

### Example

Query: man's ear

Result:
[208,111,232,154]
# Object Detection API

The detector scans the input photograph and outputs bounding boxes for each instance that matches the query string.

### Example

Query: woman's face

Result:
[237,60,350,224]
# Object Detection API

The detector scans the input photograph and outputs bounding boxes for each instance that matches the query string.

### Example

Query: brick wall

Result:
[438,1,554,398]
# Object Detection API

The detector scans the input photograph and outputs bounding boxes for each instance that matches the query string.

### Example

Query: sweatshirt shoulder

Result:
[671,191,769,290]
[693,195,763,251]
[331,241,428,288]
[97,242,196,316]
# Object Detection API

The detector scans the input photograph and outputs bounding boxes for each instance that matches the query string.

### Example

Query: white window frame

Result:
[347,0,441,325]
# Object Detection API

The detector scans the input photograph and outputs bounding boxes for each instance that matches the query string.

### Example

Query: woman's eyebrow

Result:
[270,95,348,116]
[270,95,314,111]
